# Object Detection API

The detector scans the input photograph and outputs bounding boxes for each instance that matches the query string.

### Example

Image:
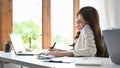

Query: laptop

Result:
[9,33,40,56]
[103,29,120,64]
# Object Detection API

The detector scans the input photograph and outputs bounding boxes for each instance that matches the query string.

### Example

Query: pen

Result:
[48,60,63,63]
[44,60,70,63]
[51,42,56,49]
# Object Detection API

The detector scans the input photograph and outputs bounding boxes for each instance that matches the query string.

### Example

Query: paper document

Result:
[45,57,85,63]
[38,55,55,60]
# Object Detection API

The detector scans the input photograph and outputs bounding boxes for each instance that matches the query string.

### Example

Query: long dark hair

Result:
[76,6,104,57]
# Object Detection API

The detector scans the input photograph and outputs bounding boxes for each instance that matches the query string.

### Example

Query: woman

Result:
[47,6,104,57]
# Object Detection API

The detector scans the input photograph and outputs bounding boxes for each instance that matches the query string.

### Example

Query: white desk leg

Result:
[0,60,4,68]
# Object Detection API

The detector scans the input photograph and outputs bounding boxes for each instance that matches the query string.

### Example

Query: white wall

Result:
[114,0,120,28]
[105,0,120,29]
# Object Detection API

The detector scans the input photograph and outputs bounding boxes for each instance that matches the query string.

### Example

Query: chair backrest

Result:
[102,36,109,57]
[103,29,120,64]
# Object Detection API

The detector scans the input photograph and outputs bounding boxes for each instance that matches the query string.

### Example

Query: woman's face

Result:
[76,14,87,30]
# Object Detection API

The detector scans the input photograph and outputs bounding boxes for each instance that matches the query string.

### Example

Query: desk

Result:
[0,51,120,68]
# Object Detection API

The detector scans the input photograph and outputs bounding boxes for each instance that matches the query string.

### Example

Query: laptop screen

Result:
[9,33,26,53]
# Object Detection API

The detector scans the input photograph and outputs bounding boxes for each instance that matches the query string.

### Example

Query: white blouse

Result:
[68,24,97,57]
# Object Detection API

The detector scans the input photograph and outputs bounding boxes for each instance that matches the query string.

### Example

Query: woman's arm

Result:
[48,51,74,57]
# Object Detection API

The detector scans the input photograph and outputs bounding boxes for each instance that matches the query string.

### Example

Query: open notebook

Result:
[9,33,40,56]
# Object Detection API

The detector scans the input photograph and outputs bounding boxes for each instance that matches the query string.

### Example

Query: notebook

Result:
[9,33,40,56]
[103,29,120,64]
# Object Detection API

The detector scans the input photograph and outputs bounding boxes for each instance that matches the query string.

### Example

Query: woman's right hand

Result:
[48,47,63,51]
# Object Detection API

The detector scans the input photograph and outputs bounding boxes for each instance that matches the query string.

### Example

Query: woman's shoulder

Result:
[82,24,93,33]
[83,24,92,31]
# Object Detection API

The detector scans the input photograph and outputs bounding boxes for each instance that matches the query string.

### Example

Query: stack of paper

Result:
[44,57,84,63]
[38,55,55,60]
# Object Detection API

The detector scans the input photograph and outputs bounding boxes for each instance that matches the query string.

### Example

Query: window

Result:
[0,0,79,50]
[13,0,42,50]
[51,0,73,49]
